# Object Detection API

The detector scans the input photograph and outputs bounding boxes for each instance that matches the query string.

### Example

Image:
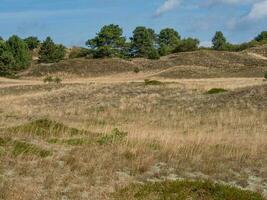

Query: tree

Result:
[175,38,199,52]
[130,26,157,57]
[86,24,126,58]
[6,35,31,70]
[212,31,227,50]
[24,36,40,50]
[0,36,3,41]
[255,31,267,42]
[158,28,180,56]
[39,37,65,63]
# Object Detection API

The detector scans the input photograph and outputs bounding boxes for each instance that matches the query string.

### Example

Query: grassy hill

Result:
[21,48,267,79]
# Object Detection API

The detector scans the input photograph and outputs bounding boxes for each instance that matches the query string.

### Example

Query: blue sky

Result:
[0,0,267,46]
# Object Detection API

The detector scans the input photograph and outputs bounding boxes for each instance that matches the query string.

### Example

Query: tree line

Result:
[1,24,267,77]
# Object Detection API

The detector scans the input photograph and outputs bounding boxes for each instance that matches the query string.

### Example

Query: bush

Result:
[264,71,267,79]
[144,79,162,86]
[39,37,65,63]
[134,67,140,73]
[43,76,62,84]
[147,48,160,60]
[175,38,199,52]
[69,47,91,59]
[206,88,228,94]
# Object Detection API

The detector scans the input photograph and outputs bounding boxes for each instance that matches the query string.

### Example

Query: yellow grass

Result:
[0,76,266,199]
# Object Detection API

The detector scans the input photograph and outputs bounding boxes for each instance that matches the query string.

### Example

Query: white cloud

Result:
[247,0,267,19]
[155,0,182,16]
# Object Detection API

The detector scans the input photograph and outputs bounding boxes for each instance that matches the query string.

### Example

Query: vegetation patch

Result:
[205,88,228,95]
[12,141,51,157]
[48,138,92,146]
[113,180,264,200]
[144,79,163,86]
[5,119,83,137]
[97,128,127,145]
[43,76,62,84]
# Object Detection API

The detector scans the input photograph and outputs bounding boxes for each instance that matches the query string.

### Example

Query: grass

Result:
[205,88,228,94]
[113,180,264,200]
[12,141,51,157]
[0,137,51,157]
[48,138,92,146]
[0,76,266,199]
[97,128,127,145]
[3,118,83,137]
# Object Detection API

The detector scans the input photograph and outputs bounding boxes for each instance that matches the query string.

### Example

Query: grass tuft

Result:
[113,180,264,200]
[97,128,127,145]
[12,141,51,157]
[205,88,228,95]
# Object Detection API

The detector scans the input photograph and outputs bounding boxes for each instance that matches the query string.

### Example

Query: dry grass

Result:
[0,76,266,199]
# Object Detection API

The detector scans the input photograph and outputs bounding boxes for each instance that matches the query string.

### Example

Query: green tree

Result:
[24,36,40,50]
[175,38,199,52]
[212,31,227,50]
[86,24,126,58]
[255,31,267,42]
[0,36,3,41]
[39,37,65,63]
[6,35,31,70]
[130,26,157,57]
[158,28,180,56]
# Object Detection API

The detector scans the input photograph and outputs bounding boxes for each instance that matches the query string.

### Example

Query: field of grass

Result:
[1,48,267,199]
[0,72,266,199]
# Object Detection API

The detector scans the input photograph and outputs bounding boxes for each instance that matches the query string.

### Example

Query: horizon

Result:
[1,0,267,47]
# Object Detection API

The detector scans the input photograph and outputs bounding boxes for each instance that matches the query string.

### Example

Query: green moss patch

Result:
[205,88,228,95]
[113,180,264,200]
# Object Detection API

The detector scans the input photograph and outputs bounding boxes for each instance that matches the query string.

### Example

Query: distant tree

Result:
[158,28,180,56]
[130,26,157,57]
[24,36,40,50]
[39,37,65,63]
[255,31,267,42]
[212,31,227,50]
[6,35,31,70]
[175,38,199,52]
[0,36,3,41]
[86,24,126,58]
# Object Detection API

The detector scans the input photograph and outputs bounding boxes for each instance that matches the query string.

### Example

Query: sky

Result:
[0,0,267,47]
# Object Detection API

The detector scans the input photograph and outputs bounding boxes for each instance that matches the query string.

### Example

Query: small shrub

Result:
[43,76,62,84]
[144,79,162,86]
[97,128,127,145]
[43,76,53,83]
[264,71,267,80]
[134,67,140,73]
[206,88,228,94]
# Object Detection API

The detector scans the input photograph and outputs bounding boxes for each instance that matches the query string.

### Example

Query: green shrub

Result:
[144,79,162,86]
[43,76,62,84]
[147,49,160,60]
[113,180,264,200]
[69,47,92,59]
[264,71,267,79]
[134,67,140,73]
[97,128,127,145]
[39,37,65,63]
[206,88,228,94]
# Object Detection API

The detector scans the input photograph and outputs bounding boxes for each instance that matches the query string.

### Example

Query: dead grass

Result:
[0,76,266,199]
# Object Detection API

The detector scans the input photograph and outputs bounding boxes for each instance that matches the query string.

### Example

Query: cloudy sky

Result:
[0,0,266,46]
